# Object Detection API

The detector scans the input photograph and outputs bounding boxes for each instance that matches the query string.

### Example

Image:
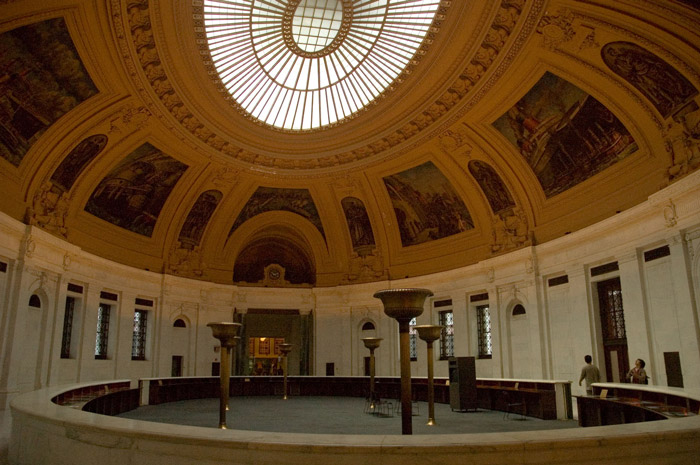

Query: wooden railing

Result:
[139,376,570,420]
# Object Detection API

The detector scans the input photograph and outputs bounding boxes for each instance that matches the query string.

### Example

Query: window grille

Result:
[476,305,492,359]
[95,303,111,359]
[131,309,148,360]
[409,317,417,361]
[60,296,75,359]
[438,310,454,359]
[599,280,626,341]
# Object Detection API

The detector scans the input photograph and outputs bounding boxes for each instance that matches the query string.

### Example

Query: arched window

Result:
[512,304,526,316]
[28,294,41,308]
[173,319,187,328]
[361,321,375,331]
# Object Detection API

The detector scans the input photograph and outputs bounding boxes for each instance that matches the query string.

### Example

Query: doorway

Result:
[597,277,629,383]
[171,355,183,377]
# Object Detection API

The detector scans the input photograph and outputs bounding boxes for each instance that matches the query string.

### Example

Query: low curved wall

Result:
[9,381,700,465]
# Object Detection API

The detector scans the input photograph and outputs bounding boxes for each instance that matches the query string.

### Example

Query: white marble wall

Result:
[1,171,699,410]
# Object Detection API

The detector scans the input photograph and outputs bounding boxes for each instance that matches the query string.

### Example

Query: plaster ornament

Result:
[490,207,530,254]
[663,201,678,228]
[167,243,205,277]
[344,250,386,284]
[537,8,575,51]
[27,183,70,237]
[62,253,73,271]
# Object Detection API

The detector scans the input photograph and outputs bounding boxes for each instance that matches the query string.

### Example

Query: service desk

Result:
[576,383,700,427]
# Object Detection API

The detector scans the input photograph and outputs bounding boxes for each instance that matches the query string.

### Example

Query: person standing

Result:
[579,355,601,395]
[627,358,648,384]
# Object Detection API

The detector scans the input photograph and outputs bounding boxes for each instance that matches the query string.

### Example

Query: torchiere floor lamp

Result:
[207,322,242,429]
[361,337,382,412]
[278,342,293,400]
[414,325,443,425]
[373,288,433,435]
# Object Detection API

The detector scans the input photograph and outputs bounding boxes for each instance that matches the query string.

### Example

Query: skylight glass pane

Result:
[202,0,443,131]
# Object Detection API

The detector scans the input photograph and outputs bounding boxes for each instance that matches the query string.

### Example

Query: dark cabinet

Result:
[449,356,477,411]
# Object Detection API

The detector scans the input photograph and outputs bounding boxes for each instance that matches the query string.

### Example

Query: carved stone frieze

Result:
[26,182,70,238]
[490,206,530,254]
[666,108,700,183]
[166,242,205,278]
[342,249,386,284]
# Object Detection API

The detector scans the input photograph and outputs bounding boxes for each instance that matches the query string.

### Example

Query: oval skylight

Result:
[202,0,443,131]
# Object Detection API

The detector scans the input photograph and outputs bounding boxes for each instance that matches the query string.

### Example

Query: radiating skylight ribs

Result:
[202,0,441,130]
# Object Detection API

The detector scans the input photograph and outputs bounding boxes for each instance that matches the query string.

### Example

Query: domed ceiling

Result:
[1,0,699,287]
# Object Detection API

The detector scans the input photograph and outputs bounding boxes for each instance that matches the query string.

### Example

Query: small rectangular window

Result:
[67,283,84,294]
[135,297,154,307]
[100,291,118,301]
[60,296,76,359]
[590,262,619,277]
[434,298,452,308]
[0,261,7,273]
[548,275,569,287]
[644,245,670,262]
[95,303,111,359]
[438,310,454,360]
[131,309,148,360]
[476,304,492,359]
[470,292,488,302]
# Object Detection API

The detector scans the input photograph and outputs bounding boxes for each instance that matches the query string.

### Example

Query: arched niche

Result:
[233,225,316,286]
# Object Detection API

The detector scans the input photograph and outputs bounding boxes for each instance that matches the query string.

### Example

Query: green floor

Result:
[118,396,579,435]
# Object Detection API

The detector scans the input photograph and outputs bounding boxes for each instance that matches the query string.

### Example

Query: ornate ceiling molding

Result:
[118,0,529,172]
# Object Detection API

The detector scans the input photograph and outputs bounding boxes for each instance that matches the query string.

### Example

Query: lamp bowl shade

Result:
[207,322,242,347]
[373,288,433,321]
[278,342,293,355]
[414,325,444,342]
[361,337,383,350]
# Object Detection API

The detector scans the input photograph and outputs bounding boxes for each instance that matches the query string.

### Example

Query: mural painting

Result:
[177,189,222,249]
[0,18,98,166]
[493,72,638,198]
[25,134,108,236]
[341,197,376,252]
[383,161,474,247]
[84,143,188,237]
[602,41,698,119]
[51,134,108,192]
[468,160,515,214]
[229,187,325,239]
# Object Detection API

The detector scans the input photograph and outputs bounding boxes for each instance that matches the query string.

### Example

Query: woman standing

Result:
[627,358,648,384]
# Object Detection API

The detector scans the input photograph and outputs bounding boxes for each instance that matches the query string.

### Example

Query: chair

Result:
[502,390,525,420]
